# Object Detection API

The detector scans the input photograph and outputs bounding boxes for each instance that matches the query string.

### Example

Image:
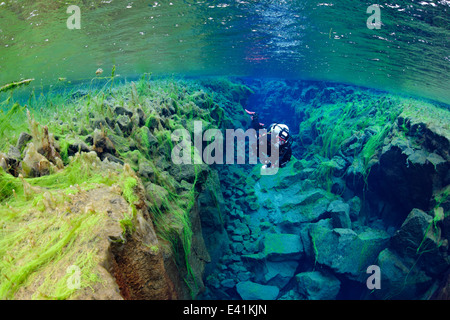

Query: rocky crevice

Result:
[200,79,450,300]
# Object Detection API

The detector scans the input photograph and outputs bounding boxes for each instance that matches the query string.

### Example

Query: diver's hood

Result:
[269,123,290,144]
[269,123,289,135]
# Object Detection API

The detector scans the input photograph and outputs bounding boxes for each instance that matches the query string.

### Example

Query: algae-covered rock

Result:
[138,159,155,180]
[66,139,91,157]
[145,182,169,210]
[310,221,390,281]
[114,106,133,118]
[391,208,448,276]
[20,142,52,177]
[116,114,133,135]
[93,129,116,155]
[16,132,32,151]
[391,208,434,256]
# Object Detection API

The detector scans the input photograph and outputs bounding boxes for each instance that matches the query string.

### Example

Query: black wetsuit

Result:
[251,114,292,168]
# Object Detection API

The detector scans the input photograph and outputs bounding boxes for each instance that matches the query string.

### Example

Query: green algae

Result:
[297,92,411,191]
[0,150,127,299]
[0,74,253,299]
[0,79,34,94]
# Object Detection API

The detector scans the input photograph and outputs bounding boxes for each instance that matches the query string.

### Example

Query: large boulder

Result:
[375,248,433,300]
[391,208,449,276]
[309,220,390,281]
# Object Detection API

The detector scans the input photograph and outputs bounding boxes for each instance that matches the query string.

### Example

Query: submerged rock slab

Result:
[260,233,304,262]
[310,221,390,281]
[295,271,341,300]
[236,281,279,300]
[263,260,299,289]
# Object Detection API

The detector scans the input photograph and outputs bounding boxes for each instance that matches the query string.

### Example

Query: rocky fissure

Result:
[1,78,448,300]
[199,79,450,300]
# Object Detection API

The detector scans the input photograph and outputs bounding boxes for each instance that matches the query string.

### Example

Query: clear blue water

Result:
[0,0,449,302]
[1,0,449,104]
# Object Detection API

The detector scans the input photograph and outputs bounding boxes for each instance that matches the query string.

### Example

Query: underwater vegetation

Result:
[0,75,449,300]
[0,75,249,299]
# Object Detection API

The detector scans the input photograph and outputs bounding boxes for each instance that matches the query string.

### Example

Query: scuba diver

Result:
[245,109,292,169]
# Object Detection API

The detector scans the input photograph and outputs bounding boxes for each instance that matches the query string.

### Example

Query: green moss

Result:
[0,150,127,299]
[120,212,136,236]
[122,176,139,205]
[0,75,250,299]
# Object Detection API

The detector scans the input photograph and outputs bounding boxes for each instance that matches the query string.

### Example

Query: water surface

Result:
[0,0,449,103]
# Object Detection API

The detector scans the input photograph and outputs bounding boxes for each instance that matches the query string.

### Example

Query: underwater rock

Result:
[391,208,448,276]
[7,146,20,160]
[138,159,155,180]
[231,242,245,254]
[263,260,299,289]
[391,208,434,256]
[431,270,450,300]
[228,220,250,237]
[145,182,169,210]
[90,118,110,130]
[330,156,349,177]
[20,142,52,178]
[102,153,124,165]
[37,125,63,169]
[295,271,341,300]
[345,157,366,192]
[67,139,91,157]
[108,134,131,154]
[279,189,328,213]
[328,200,351,229]
[368,112,450,220]
[310,221,390,281]
[198,170,229,276]
[375,248,433,300]
[169,163,209,184]
[136,107,146,126]
[0,146,22,176]
[139,126,158,150]
[114,106,134,118]
[348,196,362,221]
[279,198,331,234]
[279,289,304,300]
[16,132,32,151]
[71,89,88,100]
[93,129,116,156]
[236,281,279,300]
[116,114,133,136]
[260,233,303,262]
